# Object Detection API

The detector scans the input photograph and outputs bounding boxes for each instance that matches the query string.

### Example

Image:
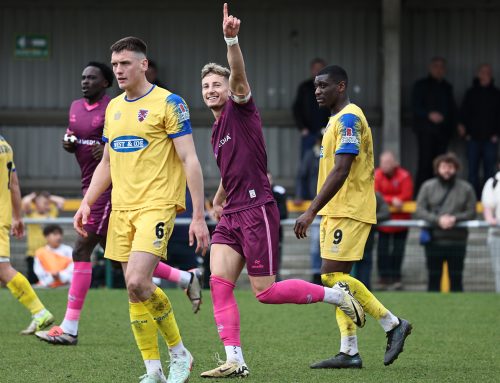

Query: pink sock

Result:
[210,275,241,347]
[256,280,325,304]
[153,262,180,283]
[64,262,92,321]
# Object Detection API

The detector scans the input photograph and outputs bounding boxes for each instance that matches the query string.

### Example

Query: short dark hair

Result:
[317,65,348,86]
[310,57,327,67]
[110,36,147,56]
[86,61,114,88]
[433,152,461,173]
[43,224,63,237]
[34,191,50,201]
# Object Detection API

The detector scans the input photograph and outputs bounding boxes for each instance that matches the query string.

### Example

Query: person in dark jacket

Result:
[293,58,330,159]
[412,57,458,192]
[415,153,476,292]
[458,64,500,197]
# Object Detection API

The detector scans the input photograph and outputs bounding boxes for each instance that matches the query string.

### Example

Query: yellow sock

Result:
[6,272,44,315]
[142,287,181,348]
[129,301,160,361]
[336,307,357,337]
[322,272,388,320]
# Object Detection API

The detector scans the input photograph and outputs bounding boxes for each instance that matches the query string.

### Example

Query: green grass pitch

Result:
[1,289,499,382]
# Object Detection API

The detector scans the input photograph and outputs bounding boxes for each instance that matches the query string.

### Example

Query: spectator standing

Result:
[375,151,414,290]
[458,64,500,197]
[295,134,322,284]
[412,57,457,192]
[415,153,476,292]
[293,58,330,158]
[34,225,73,288]
[21,191,65,283]
[480,161,500,292]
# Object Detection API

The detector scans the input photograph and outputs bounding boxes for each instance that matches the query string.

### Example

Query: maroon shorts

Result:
[211,202,280,276]
[84,194,111,236]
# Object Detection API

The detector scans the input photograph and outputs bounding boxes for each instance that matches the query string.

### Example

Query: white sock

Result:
[169,341,187,357]
[340,336,359,356]
[179,270,193,289]
[379,311,399,332]
[323,287,343,305]
[144,360,164,377]
[33,308,48,319]
[60,319,79,336]
[225,345,244,364]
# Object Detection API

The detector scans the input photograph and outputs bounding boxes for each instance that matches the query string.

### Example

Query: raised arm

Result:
[223,3,250,100]
[173,134,210,255]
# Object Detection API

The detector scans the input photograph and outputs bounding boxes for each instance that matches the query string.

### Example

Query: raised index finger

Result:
[223,3,228,19]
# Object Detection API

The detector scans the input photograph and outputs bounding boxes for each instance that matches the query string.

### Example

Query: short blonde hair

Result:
[201,63,230,80]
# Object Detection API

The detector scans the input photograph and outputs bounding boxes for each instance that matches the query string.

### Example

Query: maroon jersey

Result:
[211,97,275,214]
[68,95,112,197]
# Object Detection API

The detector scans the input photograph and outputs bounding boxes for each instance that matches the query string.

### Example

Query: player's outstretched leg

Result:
[1,265,54,334]
[153,263,203,314]
[322,272,412,365]
[200,275,249,378]
[254,278,365,327]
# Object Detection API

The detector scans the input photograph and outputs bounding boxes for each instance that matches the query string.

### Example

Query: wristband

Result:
[224,35,239,46]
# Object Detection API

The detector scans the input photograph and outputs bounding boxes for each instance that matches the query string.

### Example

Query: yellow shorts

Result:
[0,225,10,261]
[104,206,177,263]
[320,216,372,261]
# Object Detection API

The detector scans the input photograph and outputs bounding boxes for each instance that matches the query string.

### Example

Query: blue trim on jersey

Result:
[168,129,192,139]
[102,136,108,142]
[124,85,156,102]
[336,146,359,155]
[166,93,192,138]
[339,113,360,128]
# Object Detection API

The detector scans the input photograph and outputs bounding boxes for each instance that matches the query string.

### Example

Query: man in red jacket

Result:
[375,151,414,290]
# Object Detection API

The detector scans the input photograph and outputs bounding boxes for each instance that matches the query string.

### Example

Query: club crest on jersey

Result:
[137,109,149,122]
[111,135,149,153]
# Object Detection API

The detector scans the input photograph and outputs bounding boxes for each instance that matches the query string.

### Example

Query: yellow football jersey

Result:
[103,85,191,211]
[0,135,15,227]
[26,206,58,257]
[317,103,376,224]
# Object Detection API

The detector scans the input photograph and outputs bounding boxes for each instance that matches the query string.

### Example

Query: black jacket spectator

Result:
[460,78,500,141]
[293,79,330,137]
[412,61,458,192]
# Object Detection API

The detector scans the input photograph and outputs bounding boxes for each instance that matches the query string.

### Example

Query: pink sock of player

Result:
[153,262,192,289]
[210,275,244,363]
[60,262,92,335]
[256,279,326,304]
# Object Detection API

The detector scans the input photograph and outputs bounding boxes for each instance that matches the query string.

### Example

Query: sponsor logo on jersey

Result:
[70,114,77,123]
[77,138,101,146]
[114,111,121,120]
[177,103,190,122]
[110,135,149,152]
[137,109,149,122]
[218,133,231,148]
[249,189,256,198]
